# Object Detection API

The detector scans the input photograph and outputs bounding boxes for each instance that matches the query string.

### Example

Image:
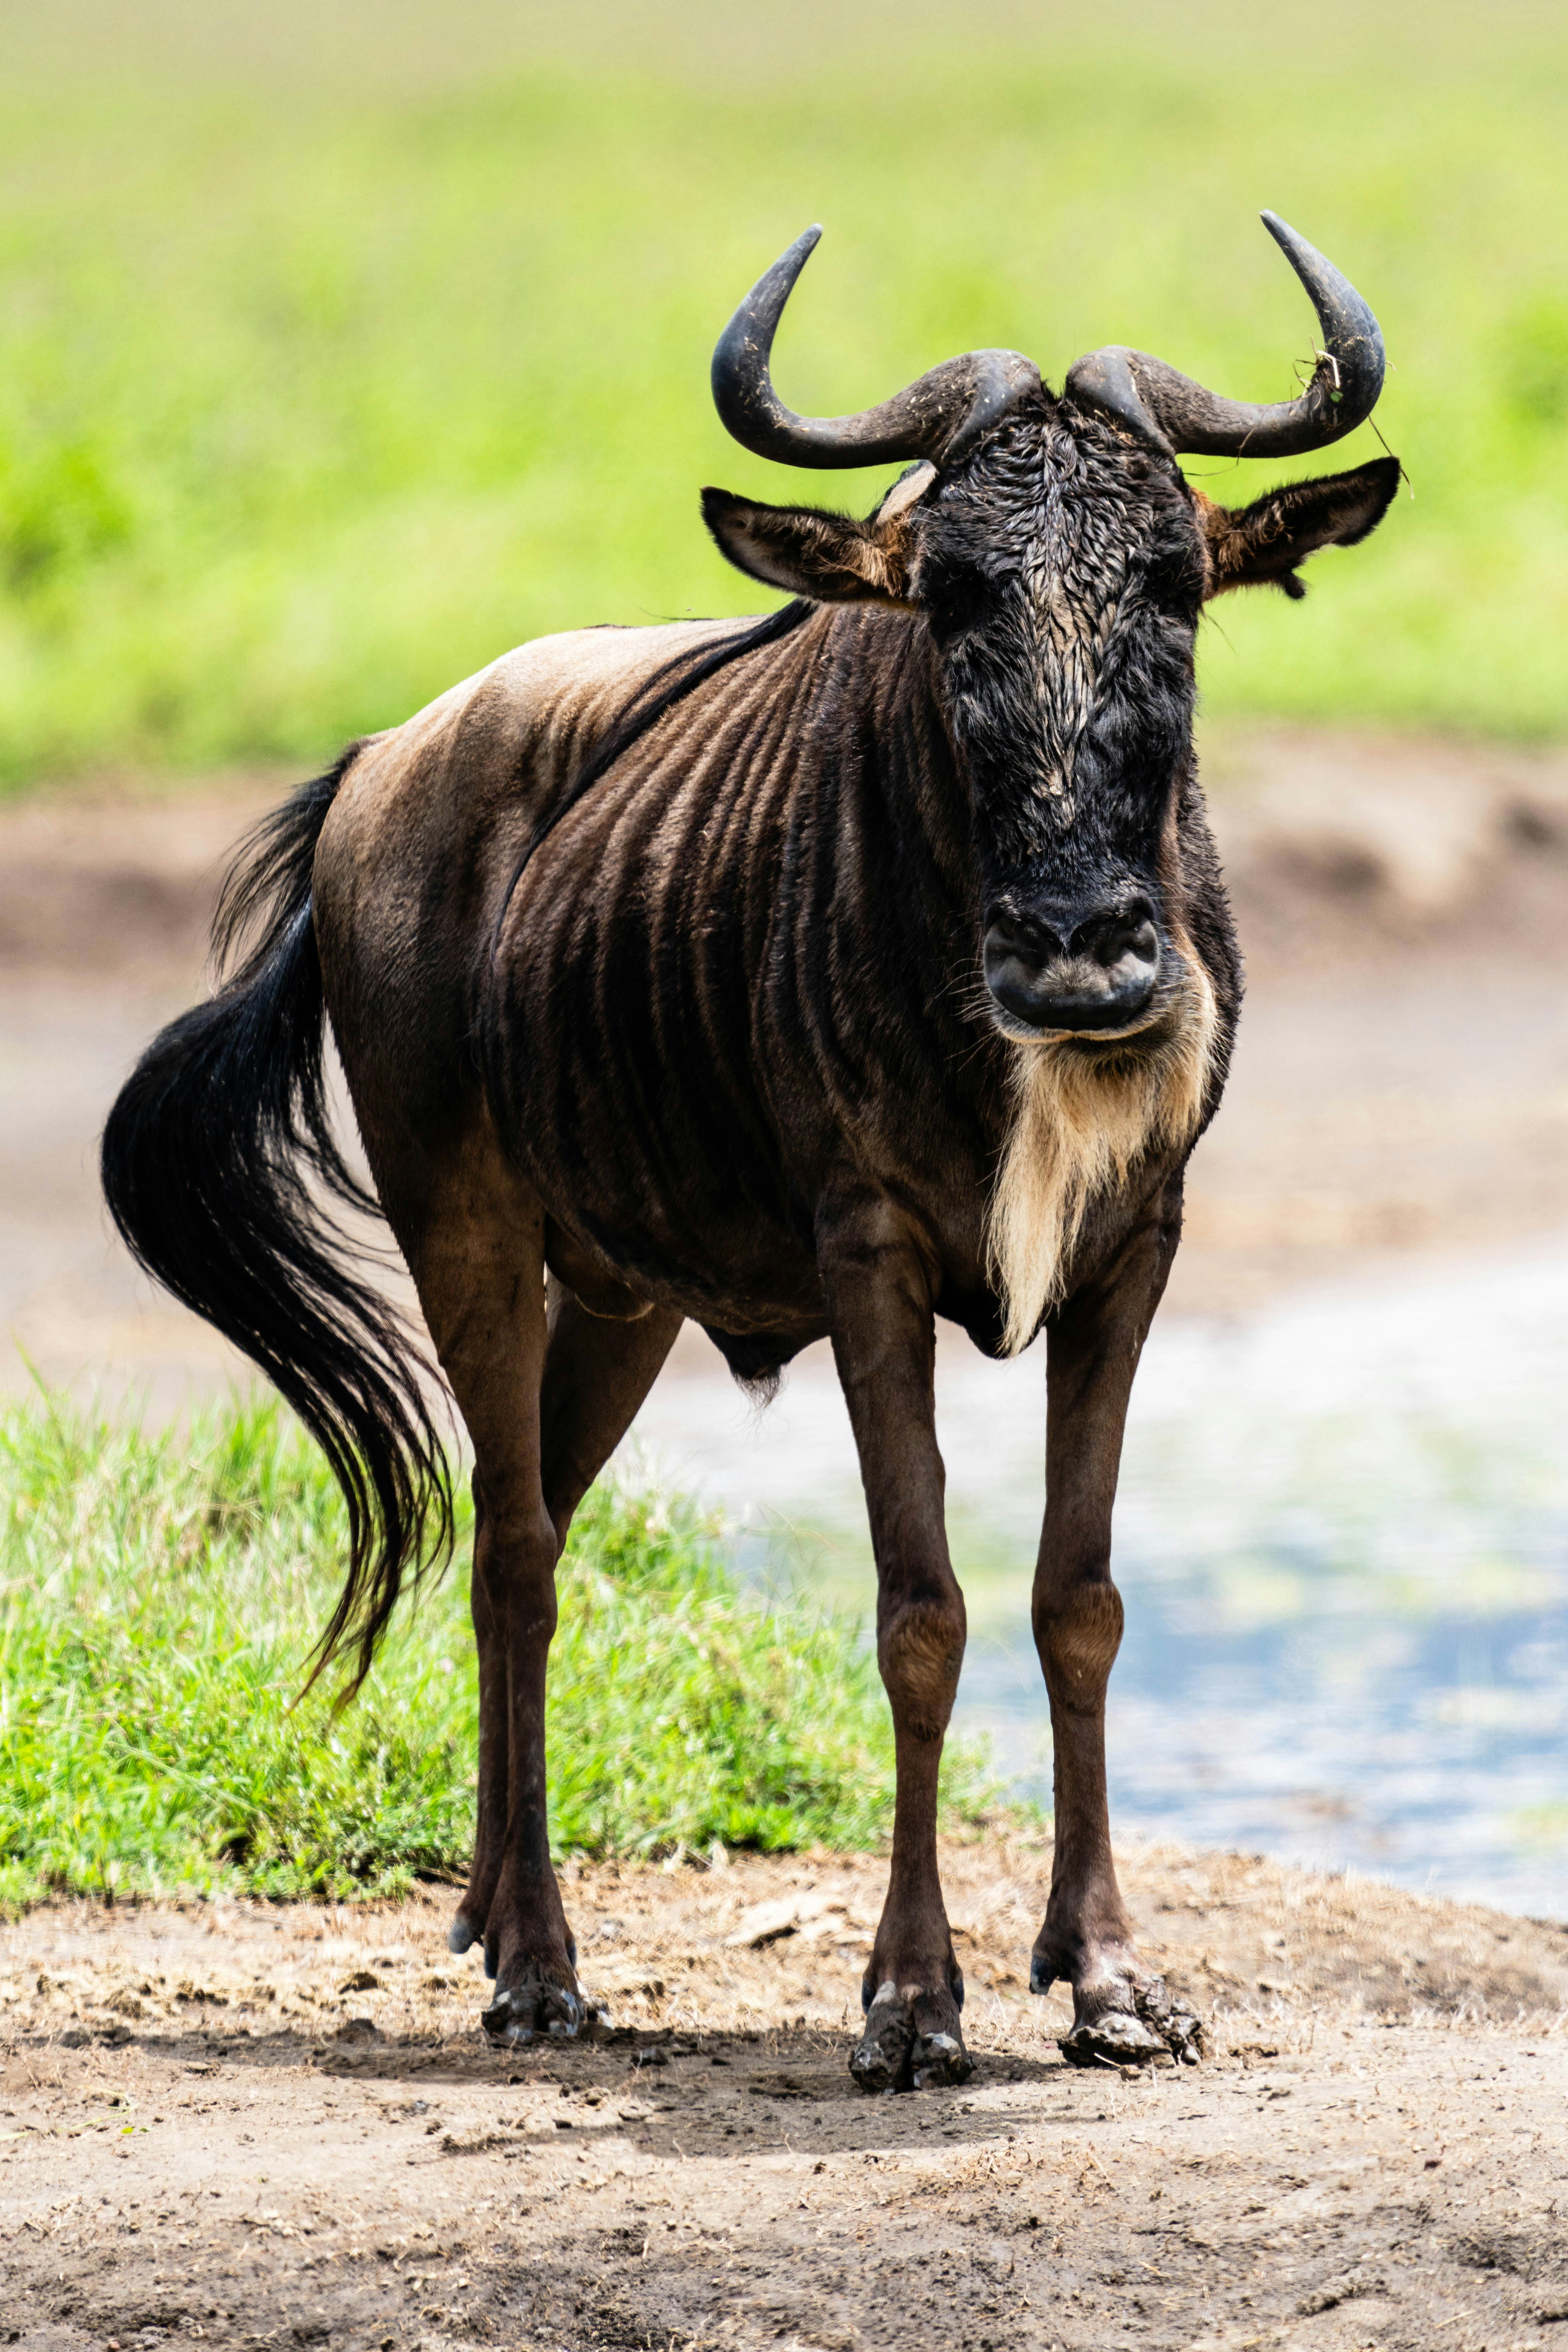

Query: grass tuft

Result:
[0,1392,1001,1916]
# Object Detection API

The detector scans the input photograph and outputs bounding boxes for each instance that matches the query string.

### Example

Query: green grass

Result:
[0,1390,1000,1917]
[0,1,1566,782]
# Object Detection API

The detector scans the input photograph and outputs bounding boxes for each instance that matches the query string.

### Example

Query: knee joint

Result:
[1034,1580,1123,1712]
[878,1590,966,1741]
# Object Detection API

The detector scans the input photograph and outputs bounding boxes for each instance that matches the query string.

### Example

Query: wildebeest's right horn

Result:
[712,226,1040,470]
[1065,212,1385,461]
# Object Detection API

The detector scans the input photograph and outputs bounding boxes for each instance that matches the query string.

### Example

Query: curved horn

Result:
[712,225,1039,470]
[1064,212,1385,461]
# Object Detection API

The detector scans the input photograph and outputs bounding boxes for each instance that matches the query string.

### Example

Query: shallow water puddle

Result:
[621,1239,1568,1919]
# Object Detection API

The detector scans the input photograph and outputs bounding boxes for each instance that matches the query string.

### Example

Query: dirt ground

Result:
[2,1839,1566,2352]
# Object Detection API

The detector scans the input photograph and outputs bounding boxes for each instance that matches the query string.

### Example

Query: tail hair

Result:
[102,746,453,1692]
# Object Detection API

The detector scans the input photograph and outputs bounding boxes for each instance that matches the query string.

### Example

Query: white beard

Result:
[984,945,1219,1357]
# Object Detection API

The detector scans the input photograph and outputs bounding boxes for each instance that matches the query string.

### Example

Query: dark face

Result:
[908,398,1207,1039]
[704,412,1397,1038]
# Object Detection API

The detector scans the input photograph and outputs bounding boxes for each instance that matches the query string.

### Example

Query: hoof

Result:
[849,1980,973,2096]
[1061,2010,1168,2067]
[447,1913,481,1956]
[1059,1975,1205,2070]
[912,2031,971,2090]
[481,1972,605,2048]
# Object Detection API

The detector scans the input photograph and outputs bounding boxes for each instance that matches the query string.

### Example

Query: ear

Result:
[1198,455,1401,601]
[701,486,914,604]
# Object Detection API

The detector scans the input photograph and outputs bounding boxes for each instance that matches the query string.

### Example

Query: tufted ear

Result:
[701,486,915,604]
[1198,455,1400,601]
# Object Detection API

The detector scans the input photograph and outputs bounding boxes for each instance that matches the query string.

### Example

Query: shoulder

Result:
[319,618,762,878]
[439,617,759,760]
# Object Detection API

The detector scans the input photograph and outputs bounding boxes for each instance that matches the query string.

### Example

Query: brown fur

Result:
[1197,459,1399,601]
[1035,1581,1128,1710]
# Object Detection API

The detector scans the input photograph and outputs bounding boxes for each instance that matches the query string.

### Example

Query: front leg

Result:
[1030,1183,1204,2068]
[822,1194,973,2096]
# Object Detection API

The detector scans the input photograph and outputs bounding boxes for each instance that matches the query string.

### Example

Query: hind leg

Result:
[538,1278,684,1543]
[397,1148,570,2034]
[448,1273,681,1976]
[378,1105,681,2034]
[475,1281,682,2037]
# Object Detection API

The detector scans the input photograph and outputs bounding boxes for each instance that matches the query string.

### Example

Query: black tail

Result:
[101,748,452,1691]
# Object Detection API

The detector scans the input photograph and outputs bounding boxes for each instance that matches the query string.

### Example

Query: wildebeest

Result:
[104,212,1395,2091]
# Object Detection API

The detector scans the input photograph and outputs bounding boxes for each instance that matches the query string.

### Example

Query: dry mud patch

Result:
[1,1839,1565,2352]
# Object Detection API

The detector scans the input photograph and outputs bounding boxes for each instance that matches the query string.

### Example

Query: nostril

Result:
[1071,903,1159,970]
[984,909,1068,968]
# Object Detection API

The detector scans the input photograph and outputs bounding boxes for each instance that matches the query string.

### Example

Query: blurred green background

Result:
[1,0,1565,786]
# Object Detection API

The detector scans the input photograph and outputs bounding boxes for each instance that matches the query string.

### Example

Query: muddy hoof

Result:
[849,1983,972,2095]
[1061,1977,1205,2070]
[447,1913,481,1956]
[911,2031,972,2090]
[1130,1973,1204,2065]
[481,1972,599,2047]
[849,1986,909,2093]
[1061,2010,1168,2068]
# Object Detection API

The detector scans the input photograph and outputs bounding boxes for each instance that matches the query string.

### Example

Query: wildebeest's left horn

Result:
[712,225,1040,470]
[1064,212,1385,461]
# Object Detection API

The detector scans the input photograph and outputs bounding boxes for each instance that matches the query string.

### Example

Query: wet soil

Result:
[3,1838,1567,2352]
